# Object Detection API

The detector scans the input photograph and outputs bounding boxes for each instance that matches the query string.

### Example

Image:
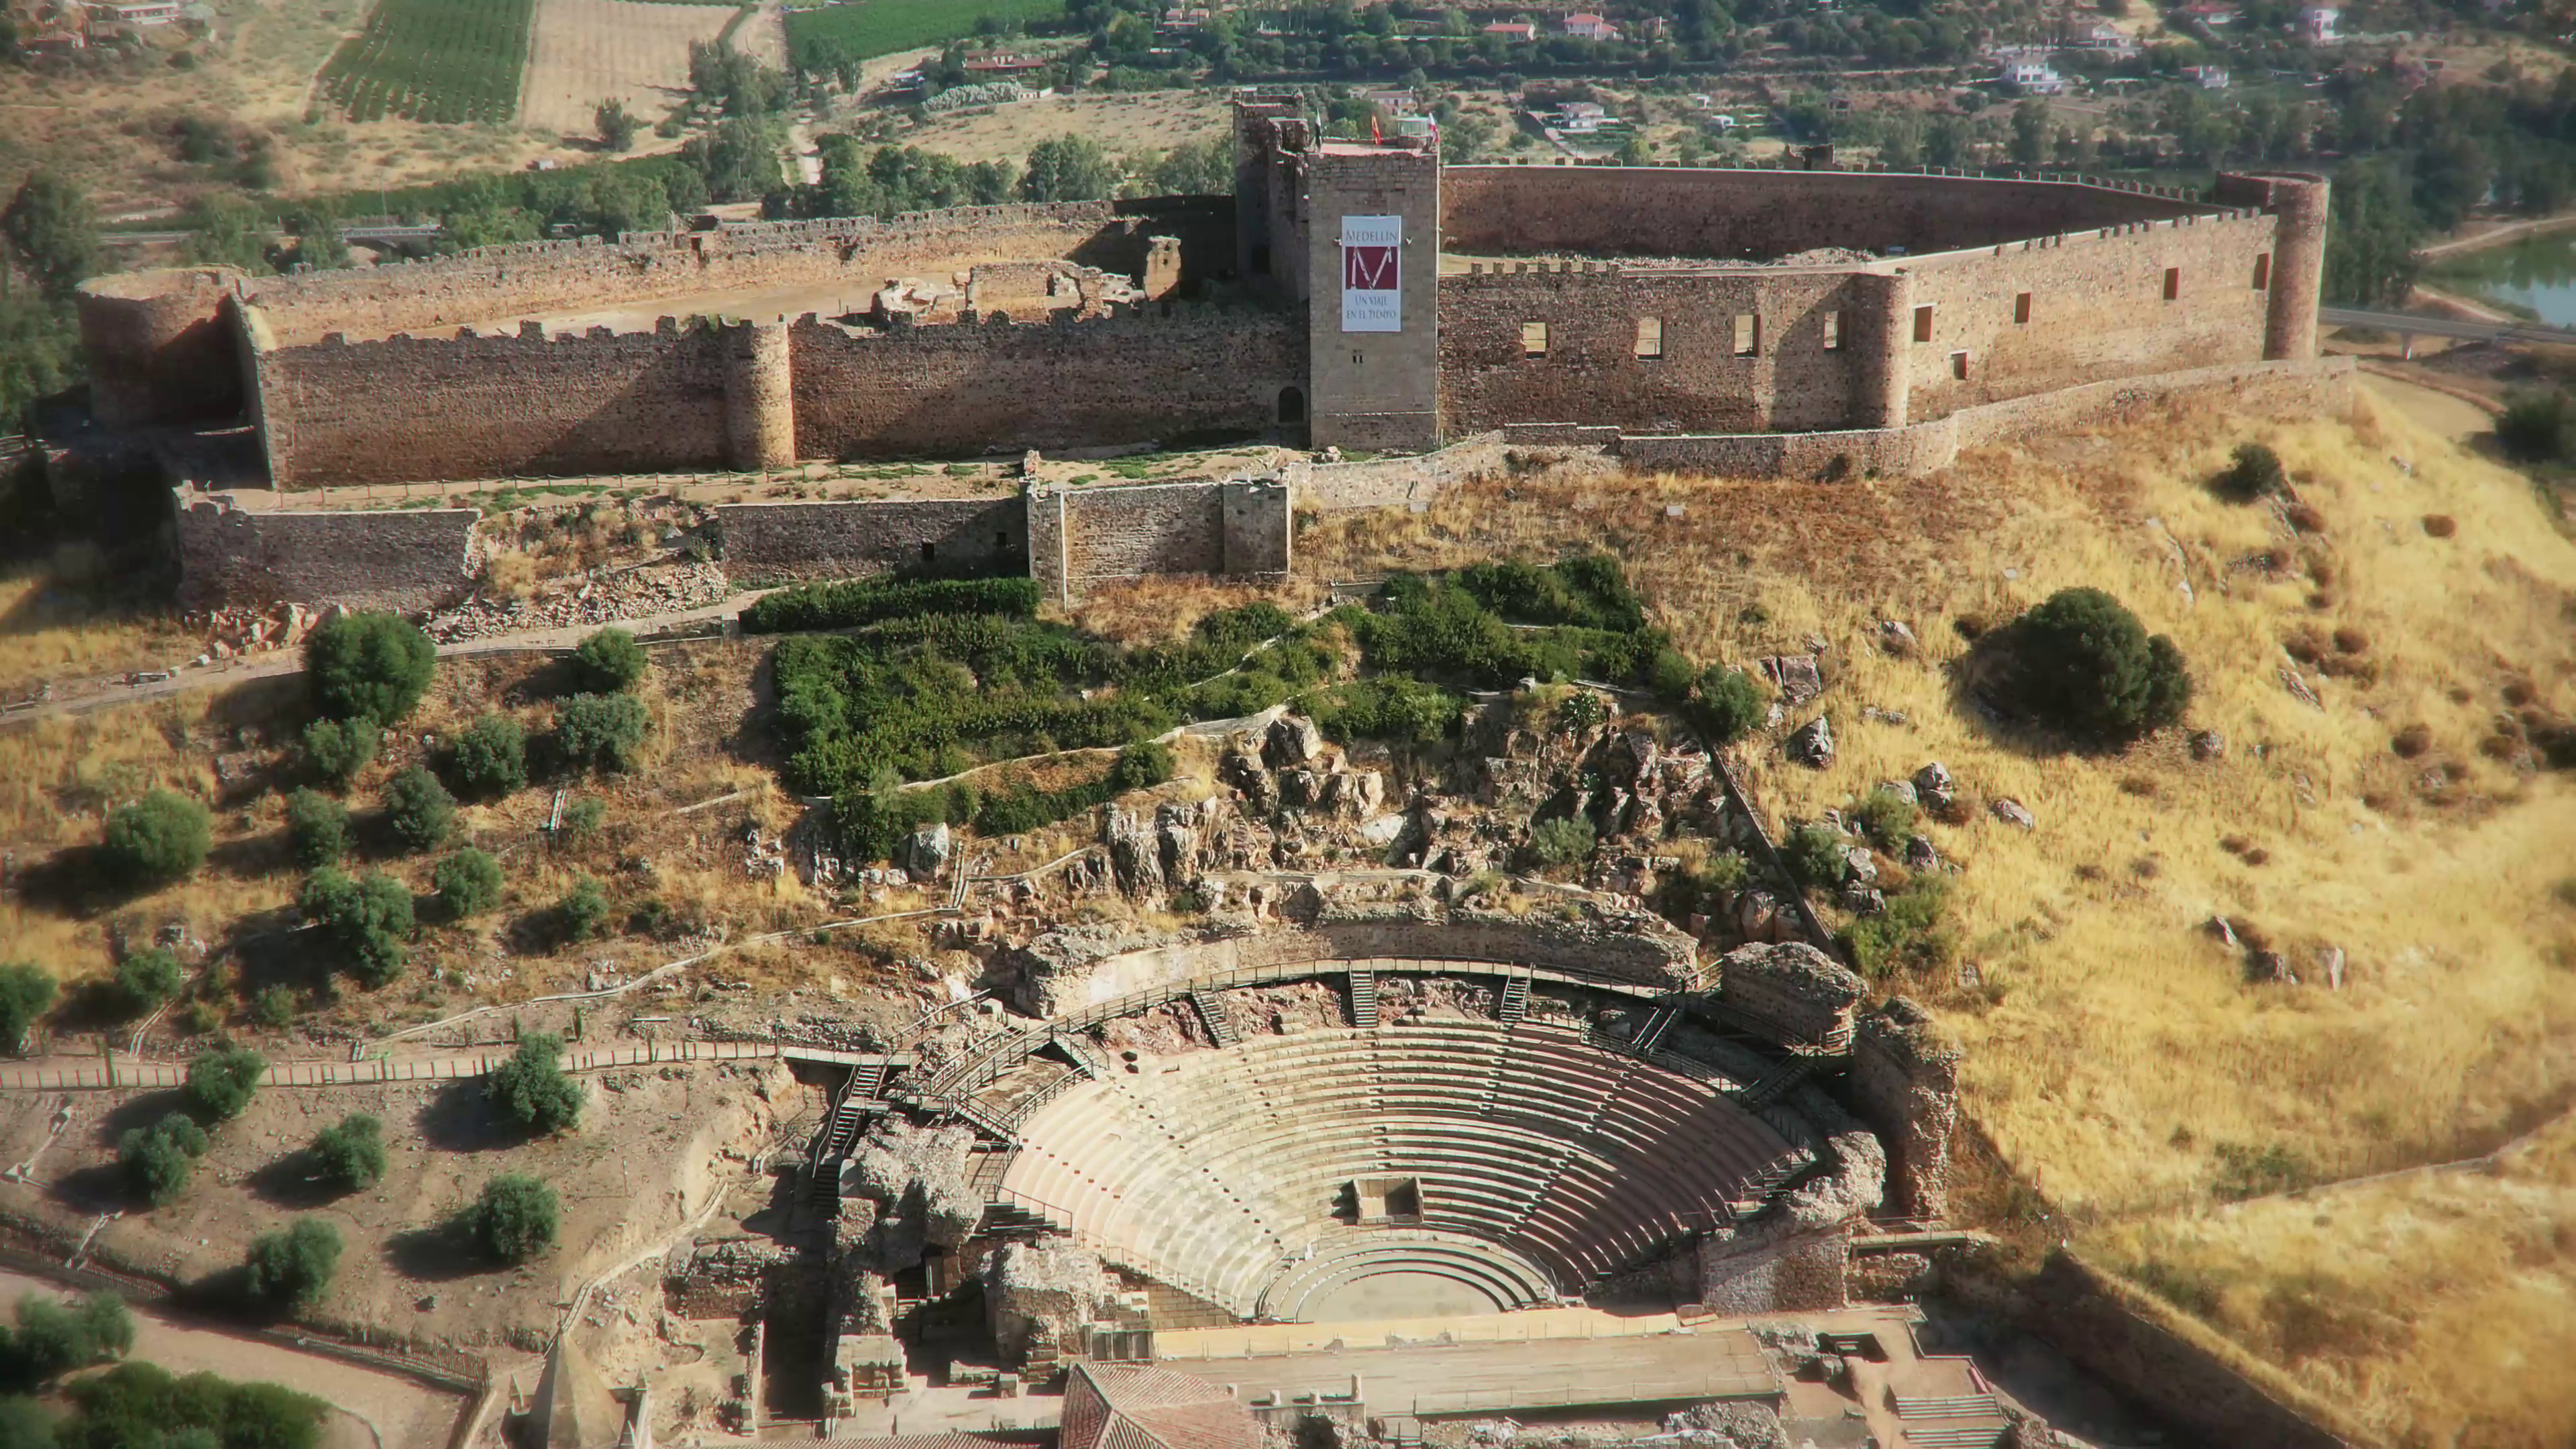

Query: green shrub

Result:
[1689,666,1766,743]
[1554,689,1608,733]
[1693,849,1751,895]
[465,1173,560,1263]
[1780,823,1849,889]
[570,627,648,693]
[555,877,610,944]
[1853,786,1918,849]
[100,791,211,888]
[183,1044,266,1122]
[59,1362,326,1449]
[283,788,348,869]
[0,1292,132,1390]
[1109,740,1175,792]
[432,847,504,920]
[1839,875,1957,979]
[299,716,376,788]
[307,1112,386,1191]
[1453,553,1647,631]
[303,610,436,725]
[447,713,527,797]
[558,797,606,845]
[2498,390,2574,465]
[242,1218,341,1311]
[741,576,1042,633]
[0,965,55,1055]
[381,766,455,853]
[1999,588,2192,746]
[1521,815,1597,869]
[1300,676,1464,743]
[299,867,414,987]
[249,985,296,1030]
[836,780,978,863]
[112,949,183,1015]
[2211,1140,2312,1201]
[2215,441,2289,499]
[117,1112,207,1205]
[488,1032,583,1134]
[1648,648,1697,702]
[553,693,651,773]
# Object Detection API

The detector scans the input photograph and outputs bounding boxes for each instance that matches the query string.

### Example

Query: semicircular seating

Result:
[1254,1231,1562,1322]
[995,1017,1807,1319]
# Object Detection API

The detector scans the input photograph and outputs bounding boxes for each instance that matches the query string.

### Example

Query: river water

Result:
[2430,230,2576,325]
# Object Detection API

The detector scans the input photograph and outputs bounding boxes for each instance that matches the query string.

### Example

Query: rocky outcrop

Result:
[1712,942,1863,1051]
[985,1238,1119,1367]
[1786,715,1835,768]
[1851,996,1963,1220]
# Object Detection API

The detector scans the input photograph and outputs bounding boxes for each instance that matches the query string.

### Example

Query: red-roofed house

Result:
[1564,11,1620,37]
[1059,1364,1262,1449]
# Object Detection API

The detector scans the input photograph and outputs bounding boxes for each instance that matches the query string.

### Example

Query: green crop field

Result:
[319,0,535,123]
[784,0,1063,72]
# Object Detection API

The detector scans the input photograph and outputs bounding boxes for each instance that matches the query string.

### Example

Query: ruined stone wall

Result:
[1904,213,2277,419]
[241,201,1232,346]
[788,306,1297,462]
[1027,478,1292,600]
[1848,1000,1962,1222]
[1441,265,1874,435]
[1697,1224,1852,1315]
[174,494,477,612]
[252,320,730,487]
[714,497,1027,586]
[1439,164,2210,260]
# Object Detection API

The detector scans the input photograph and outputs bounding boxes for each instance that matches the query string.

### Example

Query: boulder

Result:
[1911,761,1955,810]
[1841,884,1886,916]
[1760,655,1825,704]
[2317,945,2346,990]
[1877,619,1919,657]
[908,822,951,877]
[1902,835,1940,871]
[1265,712,1324,769]
[2190,729,2227,761]
[1990,796,2034,830]
[1786,716,1835,769]
[1873,779,1918,808]
[1841,846,1878,885]
[1104,808,1165,896]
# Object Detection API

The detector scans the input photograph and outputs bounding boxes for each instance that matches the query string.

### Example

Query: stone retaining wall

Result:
[174,494,477,613]
[714,497,1026,586]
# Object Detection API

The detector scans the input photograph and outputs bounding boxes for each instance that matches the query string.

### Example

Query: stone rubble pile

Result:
[423,559,731,642]
[187,600,335,663]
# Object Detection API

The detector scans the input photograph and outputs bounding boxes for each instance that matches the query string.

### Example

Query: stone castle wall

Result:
[713,497,1027,586]
[241,201,1232,347]
[173,494,476,613]
[1438,164,2213,260]
[788,306,1298,462]
[1026,478,1292,601]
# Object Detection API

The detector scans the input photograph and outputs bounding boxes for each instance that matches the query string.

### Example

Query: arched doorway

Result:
[1277,386,1306,425]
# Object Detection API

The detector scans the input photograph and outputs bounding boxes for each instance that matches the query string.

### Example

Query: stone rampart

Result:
[1849,998,1962,1222]
[788,305,1297,462]
[244,200,1232,347]
[174,493,477,612]
[251,319,731,488]
[1439,164,2214,261]
[714,496,1026,585]
[1027,478,1292,600]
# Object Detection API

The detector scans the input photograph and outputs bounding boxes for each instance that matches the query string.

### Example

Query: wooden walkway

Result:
[0,1041,911,1093]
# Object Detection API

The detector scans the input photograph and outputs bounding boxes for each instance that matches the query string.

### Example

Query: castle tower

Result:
[73,266,247,427]
[1303,138,1442,452]
[722,319,796,472]
[2214,172,2330,362]
[1851,269,1913,430]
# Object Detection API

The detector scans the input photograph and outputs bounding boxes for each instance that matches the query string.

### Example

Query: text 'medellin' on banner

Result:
[1340,215,1401,333]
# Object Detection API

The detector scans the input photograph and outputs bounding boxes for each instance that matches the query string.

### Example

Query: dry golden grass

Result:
[0,555,198,696]
[1305,394,2576,1444]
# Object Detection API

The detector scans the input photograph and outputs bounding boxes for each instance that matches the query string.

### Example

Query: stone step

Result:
[1347,969,1379,1028]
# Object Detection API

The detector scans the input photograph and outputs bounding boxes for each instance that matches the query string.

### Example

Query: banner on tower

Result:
[1340,215,1401,333]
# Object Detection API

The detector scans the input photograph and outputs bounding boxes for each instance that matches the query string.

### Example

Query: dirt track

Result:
[0,1269,467,1449]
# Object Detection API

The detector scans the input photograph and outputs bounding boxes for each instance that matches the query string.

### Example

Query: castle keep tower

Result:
[2212,172,2330,363]
[1302,139,1442,452]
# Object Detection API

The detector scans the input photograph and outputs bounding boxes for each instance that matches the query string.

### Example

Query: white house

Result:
[91,1,179,25]
[1564,11,1621,39]
[2297,5,2340,41]
[2183,63,2230,87]
[2000,58,2066,93]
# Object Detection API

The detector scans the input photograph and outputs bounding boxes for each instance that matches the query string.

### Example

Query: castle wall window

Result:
[1732,313,1759,357]
[1950,350,1969,380]
[1913,305,1935,342]
[1822,311,1842,350]
[2014,292,2033,325]
[1633,317,1663,360]
[2163,267,2182,301]
[2253,254,2271,290]
[1521,321,1549,358]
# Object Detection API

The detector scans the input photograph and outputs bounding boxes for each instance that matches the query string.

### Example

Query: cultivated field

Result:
[888,89,1232,168]
[318,0,535,123]
[1301,396,2576,1445]
[518,0,743,136]
[783,0,1061,73]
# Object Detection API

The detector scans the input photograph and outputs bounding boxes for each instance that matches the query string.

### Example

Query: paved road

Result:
[2322,304,2576,347]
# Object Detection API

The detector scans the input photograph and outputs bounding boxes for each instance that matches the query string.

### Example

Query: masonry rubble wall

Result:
[1027,478,1293,601]
[1438,164,2213,261]
[1002,902,1701,1019]
[787,306,1299,462]
[1713,942,1864,1052]
[714,497,1028,586]
[1849,998,1963,1222]
[174,494,477,612]
[241,201,1232,347]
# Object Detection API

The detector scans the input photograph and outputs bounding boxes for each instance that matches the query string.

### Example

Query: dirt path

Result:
[0,590,767,731]
[2419,210,2576,258]
[0,1269,467,1449]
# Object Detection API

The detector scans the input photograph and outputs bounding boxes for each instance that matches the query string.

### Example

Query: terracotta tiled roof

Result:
[1062,1365,1259,1449]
